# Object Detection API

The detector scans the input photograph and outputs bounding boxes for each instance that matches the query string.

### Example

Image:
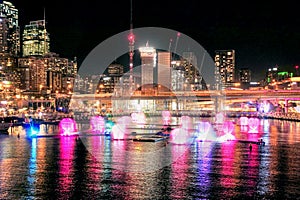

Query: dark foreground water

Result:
[1,118,300,199]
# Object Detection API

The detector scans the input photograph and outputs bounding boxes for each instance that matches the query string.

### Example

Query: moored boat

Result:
[0,117,13,133]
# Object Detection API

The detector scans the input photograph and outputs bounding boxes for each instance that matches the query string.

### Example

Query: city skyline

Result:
[5,0,300,81]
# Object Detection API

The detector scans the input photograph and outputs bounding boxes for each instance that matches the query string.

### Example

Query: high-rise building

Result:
[139,43,156,90]
[0,1,20,57]
[239,68,251,83]
[214,49,235,89]
[17,53,77,93]
[157,51,171,89]
[171,60,185,91]
[17,57,46,91]
[183,53,203,90]
[22,20,50,57]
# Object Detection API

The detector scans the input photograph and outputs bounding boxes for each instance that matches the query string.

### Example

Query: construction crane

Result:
[170,32,181,61]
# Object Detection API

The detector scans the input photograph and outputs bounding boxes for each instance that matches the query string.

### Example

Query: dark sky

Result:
[9,0,300,81]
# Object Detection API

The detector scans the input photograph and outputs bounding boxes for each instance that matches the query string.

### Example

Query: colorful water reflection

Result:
[57,137,76,198]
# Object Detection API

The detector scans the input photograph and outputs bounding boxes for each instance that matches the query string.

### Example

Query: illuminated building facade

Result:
[0,1,20,57]
[157,51,171,90]
[214,49,235,89]
[180,52,205,90]
[239,68,251,83]
[139,43,156,90]
[17,53,77,93]
[96,63,124,94]
[22,20,50,56]
[17,57,46,91]
[171,60,185,91]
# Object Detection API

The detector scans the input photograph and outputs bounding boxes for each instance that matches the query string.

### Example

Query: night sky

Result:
[8,0,300,81]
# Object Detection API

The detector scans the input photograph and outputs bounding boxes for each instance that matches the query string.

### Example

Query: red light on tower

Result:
[295,65,299,69]
[128,33,135,43]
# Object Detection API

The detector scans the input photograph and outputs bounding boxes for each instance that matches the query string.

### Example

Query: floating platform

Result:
[133,135,168,142]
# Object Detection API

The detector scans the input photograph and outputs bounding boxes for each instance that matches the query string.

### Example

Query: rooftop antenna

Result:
[128,0,135,94]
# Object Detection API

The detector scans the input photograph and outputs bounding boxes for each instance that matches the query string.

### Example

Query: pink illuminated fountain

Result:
[131,112,146,125]
[248,117,260,133]
[59,118,77,136]
[111,116,132,140]
[217,121,236,142]
[239,116,249,132]
[169,116,193,144]
[162,110,171,125]
[90,116,105,133]
[215,112,225,124]
[240,116,248,126]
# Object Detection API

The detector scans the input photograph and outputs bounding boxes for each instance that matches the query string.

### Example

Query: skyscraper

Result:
[157,51,171,89]
[239,68,251,83]
[214,49,235,89]
[139,43,156,90]
[22,20,50,57]
[0,0,20,57]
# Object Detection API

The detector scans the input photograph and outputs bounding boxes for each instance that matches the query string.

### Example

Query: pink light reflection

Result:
[170,145,189,198]
[220,142,237,189]
[58,137,75,197]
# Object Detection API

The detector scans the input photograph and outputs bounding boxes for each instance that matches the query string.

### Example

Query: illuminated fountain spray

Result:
[169,116,193,144]
[217,121,236,142]
[111,116,132,140]
[131,112,146,126]
[196,121,212,142]
[59,118,77,136]
[248,118,260,133]
[215,112,225,124]
[162,110,171,125]
[240,116,249,132]
[90,115,105,133]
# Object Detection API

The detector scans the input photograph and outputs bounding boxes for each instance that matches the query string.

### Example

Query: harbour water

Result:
[1,117,300,199]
